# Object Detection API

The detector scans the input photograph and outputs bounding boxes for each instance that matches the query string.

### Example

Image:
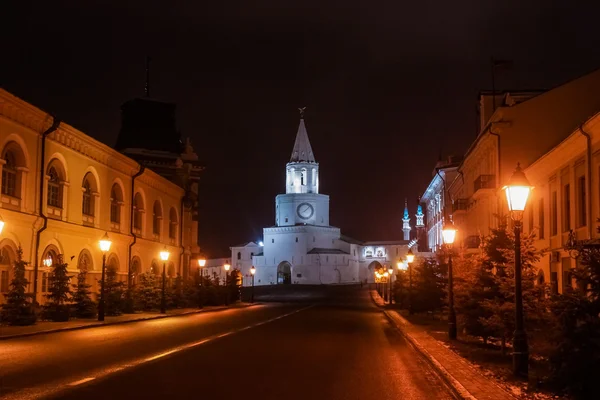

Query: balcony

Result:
[452,199,468,214]
[473,174,496,197]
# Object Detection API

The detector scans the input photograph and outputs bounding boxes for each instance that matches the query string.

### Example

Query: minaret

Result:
[402,199,411,240]
[416,203,424,228]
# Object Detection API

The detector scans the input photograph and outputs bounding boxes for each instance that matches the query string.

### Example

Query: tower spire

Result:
[290,107,316,163]
[403,198,411,241]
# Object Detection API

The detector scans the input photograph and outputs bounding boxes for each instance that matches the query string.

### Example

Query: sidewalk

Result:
[0,304,250,340]
[370,290,516,400]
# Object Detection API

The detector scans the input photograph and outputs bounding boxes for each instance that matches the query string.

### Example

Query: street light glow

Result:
[224,263,231,271]
[99,232,112,253]
[259,241,264,247]
[43,257,53,267]
[406,249,415,263]
[442,222,457,245]
[250,265,256,275]
[0,214,4,235]
[160,246,170,261]
[504,163,532,219]
[198,258,206,267]
[388,267,393,275]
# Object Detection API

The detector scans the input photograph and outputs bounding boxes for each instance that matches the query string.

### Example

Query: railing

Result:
[474,174,495,192]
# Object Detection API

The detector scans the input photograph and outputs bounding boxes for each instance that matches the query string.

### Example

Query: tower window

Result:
[237,252,241,260]
[272,239,274,243]
[295,237,298,243]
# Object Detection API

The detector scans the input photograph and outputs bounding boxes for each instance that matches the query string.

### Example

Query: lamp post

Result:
[387,267,394,304]
[504,163,532,378]
[383,271,389,302]
[250,265,256,303]
[160,246,170,314]
[442,222,458,340]
[224,263,231,306]
[197,258,206,285]
[406,250,415,314]
[397,261,407,309]
[98,232,112,322]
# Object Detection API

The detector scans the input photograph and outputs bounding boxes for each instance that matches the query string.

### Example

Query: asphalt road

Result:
[0,286,454,400]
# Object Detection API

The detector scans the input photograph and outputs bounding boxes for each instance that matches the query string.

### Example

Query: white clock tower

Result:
[275,116,330,227]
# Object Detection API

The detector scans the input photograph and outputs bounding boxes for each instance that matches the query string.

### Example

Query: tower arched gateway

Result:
[277,261,292,284]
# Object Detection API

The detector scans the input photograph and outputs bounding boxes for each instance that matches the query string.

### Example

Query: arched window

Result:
[0,245,16,293]
[47,166,63,208]
[300,170,306,186]
[130,257,141,286]
[237,252,241,260]
[169,208,178,240]
[110,184,123,225]
[77,250,93,271]
[153,201,162,236]
[150,260,160,275]
[133,193,144,233]
[1,151,17,198]
[82,175,94,216]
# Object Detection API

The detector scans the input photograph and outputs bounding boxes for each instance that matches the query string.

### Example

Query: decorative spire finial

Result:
[298,107,306,119]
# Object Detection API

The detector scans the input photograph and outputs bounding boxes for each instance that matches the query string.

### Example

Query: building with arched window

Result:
[0,88,203,305]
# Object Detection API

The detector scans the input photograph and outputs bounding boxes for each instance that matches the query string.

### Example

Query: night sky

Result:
[3,1,600,257]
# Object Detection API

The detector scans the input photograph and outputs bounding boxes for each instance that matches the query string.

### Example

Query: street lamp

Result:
[387,267,394,304]
[250,265,256,303]
[406,253,415,315]
[160,246,170,314]
[98,232,112,321]
[406,248,415,264]
[224,263,231,305]
[197,258,206,284]
[0,214,5,235]
[442,221,458,340]
[504,163,532,378]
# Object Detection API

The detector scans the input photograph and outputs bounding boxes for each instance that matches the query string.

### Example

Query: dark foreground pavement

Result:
[1,286,455,400]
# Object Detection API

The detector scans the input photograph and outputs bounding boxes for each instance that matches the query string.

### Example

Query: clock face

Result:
[297,203,314,220]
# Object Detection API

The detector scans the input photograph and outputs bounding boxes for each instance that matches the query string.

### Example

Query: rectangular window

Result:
[551,191,558,236]
[133,210,142,230]
[48,183,62,208]
[578,176,586,227]
[82,194,92,216]
[0,270,8,292]
[110,201,120,223]
[1,169,17,197]
[539,198,545,239]
[563,184,571,232]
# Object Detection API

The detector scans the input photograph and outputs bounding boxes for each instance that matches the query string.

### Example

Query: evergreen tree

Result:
[412,257,447,314]
[43,256,73,321]
[393,269,410,309]
[168,274,184,308]
[0,247,36,325]
[98,266,125,316]
[478,223,546,353]
[227,269,242,302]
[548,233,600,398]
[133,271,161,311]
[71,269,96,318]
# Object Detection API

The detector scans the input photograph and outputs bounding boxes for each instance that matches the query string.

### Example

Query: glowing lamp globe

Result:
[504,163,532,218]
[0,215,4,235]
[250,266,256,275]
[383,271,389,277]
[198,258,206,267]
[160,246,170,261]
[442,222,457,245]
[224,263,231,272]
[388,268,394,275]
[99,232,112,253]
[406,249,415,264]
[397,261,407,271]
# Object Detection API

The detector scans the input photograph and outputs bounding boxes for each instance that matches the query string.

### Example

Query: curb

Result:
[383,310,476,400]
[0,303,257,340]
[368,290,473,400]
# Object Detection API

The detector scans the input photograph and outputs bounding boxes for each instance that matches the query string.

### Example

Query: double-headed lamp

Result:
[198,258,206,267]
[406,249,415,264]
[99,232,112,253]
[224,263,231,272]
[504,163,532,220]
[160,246,170,261]
[250,266,256,275]
[442,222,457,245]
